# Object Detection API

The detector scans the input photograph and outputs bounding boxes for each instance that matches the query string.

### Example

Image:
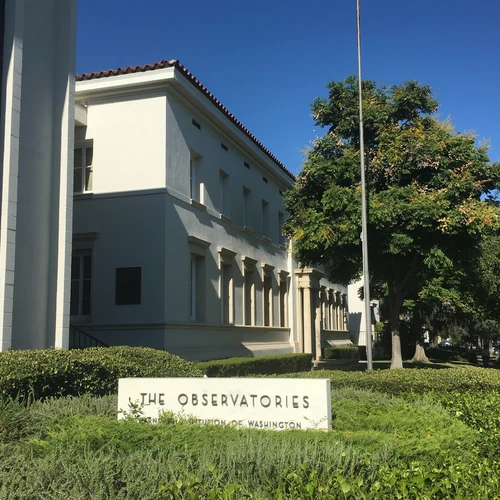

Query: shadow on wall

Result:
[349,311,361,336]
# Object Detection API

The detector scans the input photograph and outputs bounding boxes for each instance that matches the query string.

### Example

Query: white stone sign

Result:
[118,378,331,430]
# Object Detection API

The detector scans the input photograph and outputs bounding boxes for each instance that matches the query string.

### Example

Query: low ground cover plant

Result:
[0,381,497,498]
[1,356,500,497]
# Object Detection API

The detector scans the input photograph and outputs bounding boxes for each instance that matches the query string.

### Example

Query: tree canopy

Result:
[284,76,500,368]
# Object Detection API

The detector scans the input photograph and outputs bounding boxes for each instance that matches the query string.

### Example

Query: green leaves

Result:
[285,76,500,366]
[0,347,203,400]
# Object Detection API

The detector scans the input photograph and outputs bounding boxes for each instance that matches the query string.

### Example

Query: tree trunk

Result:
[429,330,438,348]
[410,343,431,363]
[390,307,404,369]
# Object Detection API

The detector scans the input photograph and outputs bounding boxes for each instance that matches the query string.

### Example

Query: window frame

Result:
[70,249,93,321]
[74,144,93,194]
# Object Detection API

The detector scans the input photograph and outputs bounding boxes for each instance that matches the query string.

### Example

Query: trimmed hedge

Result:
[196,353,312,377]
[277,366,500,395]
[0,346,202,400]
[324,346,359,360]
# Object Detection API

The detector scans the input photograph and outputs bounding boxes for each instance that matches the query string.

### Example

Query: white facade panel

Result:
[84,93,167,194]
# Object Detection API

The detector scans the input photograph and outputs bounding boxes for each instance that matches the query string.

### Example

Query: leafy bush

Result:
[437,390,500,457]
[0,394,117,443]
[324,346,359,360]
[277,366,500,395]
[196,353,312,377]
[0,347,202,400]
[426,347,477,364]
[330,388,476,460]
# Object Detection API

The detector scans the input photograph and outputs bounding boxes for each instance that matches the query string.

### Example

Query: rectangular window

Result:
[221,263,233,324]
[70,251,92,318]
[221,143,228,151]
[279,278,287,327]
[192,119,201,130]
[335,292,341,330]
[74,146,93,194]
[190,153,203,203]
[219,170,229,215]
[263,274,273,326]
[244,270,254,326]
[190,255,205,322]
[262,200,270,238]
[116,267,141,305]
[243,187,251,228]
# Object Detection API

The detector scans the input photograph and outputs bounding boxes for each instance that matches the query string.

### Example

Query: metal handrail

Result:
[69,324,109,349]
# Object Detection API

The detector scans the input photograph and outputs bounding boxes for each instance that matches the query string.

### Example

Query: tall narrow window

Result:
[242,256,257,326]
[219,170,229,215]
[74,146,93,194]
[190,153,203,203]
[279,273,288,327]
[335,292,341,330]
[243,187,251,228]
[321,288,328,329]
[244,270,254,325]
[263,275,272,326]
[262,200,270,238]
[219,248,236,324]
[190,256,197,321]
[262,264,274,327]
[190,255,205,322]
[190,157,195,199]
[221,264,233,324]
[70,251,92,318]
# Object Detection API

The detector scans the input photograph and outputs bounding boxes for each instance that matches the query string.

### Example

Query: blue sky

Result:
[77,0,500,175]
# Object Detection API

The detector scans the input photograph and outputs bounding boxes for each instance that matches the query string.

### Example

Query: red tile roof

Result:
[77,60,295,181]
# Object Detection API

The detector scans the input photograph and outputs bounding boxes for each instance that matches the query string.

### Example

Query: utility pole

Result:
[356,0,373,370]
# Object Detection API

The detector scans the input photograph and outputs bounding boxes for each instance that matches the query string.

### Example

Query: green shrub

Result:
[330,388,476,460]
[436,390,500,457]
[0,346,202,400]
[324,346,359,360]
[0,394,117,443]
[426,347,476,363]
[277,366,500,395]
[196,353,312,377]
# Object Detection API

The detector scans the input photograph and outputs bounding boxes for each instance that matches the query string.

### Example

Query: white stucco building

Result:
[347,280,379,348]
[0,0,77,351]
[72,60,352,360]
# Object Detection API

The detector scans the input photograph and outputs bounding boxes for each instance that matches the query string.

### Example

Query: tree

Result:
[284,76,500,369]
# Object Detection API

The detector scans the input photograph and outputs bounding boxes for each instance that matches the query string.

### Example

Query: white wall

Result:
[0,0,77,350]
[347,279,379,347]
[83,92,167,194]
[165,92,289,244]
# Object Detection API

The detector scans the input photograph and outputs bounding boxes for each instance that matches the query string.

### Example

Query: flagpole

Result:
[356,0,373,370]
